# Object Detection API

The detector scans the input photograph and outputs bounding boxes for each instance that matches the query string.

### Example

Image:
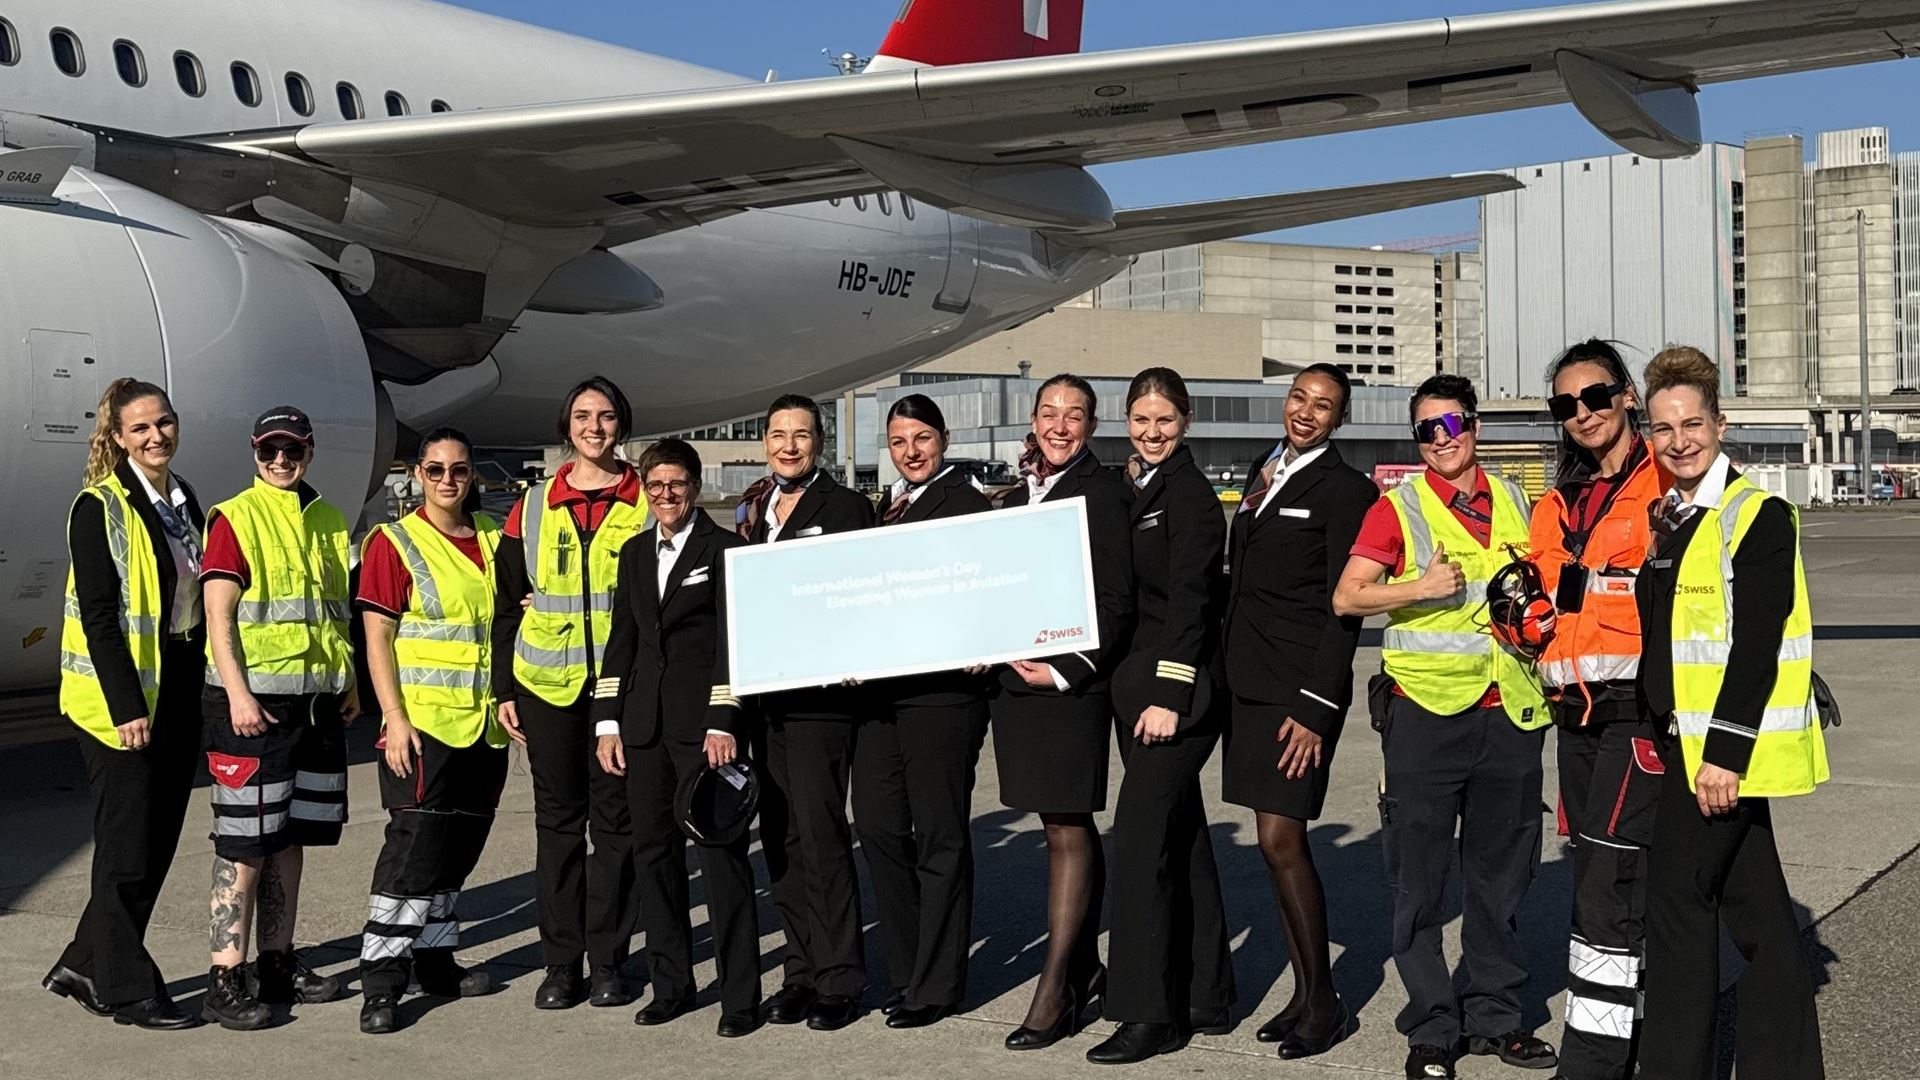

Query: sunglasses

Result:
[254,441,308,463]
[1548,381,1627,422]
[644,479,693,498]
[422,462,473,484]
[1413,411,1476,445]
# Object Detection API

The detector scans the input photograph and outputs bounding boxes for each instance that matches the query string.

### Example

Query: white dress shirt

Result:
[764,469,821,542]
[889,465,955,508]
[595,523,730,740]
[1256,441,1330,516]
[133,468,202,635]
[1666,452,1732,511]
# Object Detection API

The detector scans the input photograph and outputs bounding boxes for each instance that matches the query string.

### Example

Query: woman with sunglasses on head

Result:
[1219,364,1379,1060]
[1528,340,1671,1080]
[45,379,208,1030]
[1635,348,1827,1080]
[197,406,358,1029]
[849,395,993,1030]
[1334,375,1554,1080]
[492,376,648,1010]
[353,429,510,1035]
[993,373,1135,1052]
[1084,368,1233,1065]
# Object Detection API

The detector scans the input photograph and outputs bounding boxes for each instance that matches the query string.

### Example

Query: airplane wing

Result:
[203,0,1920,235]
[1052,174,1526,256]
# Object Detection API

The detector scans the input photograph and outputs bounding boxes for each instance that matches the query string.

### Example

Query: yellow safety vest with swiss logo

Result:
[1379,471,1549,730]
[1668,475,1826,797]
[59,476,163,748]
[373,513,509,749]
[512,478,649,706]
[205,479,353,696]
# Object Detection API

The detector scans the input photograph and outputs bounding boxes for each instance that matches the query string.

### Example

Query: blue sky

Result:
[453,0,1920,246]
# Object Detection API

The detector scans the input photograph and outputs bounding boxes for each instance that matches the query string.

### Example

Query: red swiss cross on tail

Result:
[870,0,1084,71]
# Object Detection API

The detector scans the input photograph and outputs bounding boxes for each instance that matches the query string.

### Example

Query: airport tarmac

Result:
[1,508,1915,1079]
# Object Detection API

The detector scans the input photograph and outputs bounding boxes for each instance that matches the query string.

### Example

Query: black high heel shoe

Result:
[1004,984,1084,1051]
[1277,995,1352,1060]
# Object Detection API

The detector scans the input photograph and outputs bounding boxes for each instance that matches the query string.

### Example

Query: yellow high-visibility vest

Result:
[59,476,162,748]
[512,478,649,706]
[372,512,508,748]
[1667,475,1827,797]
[204,479,352,696]
[1379,471,1549,730]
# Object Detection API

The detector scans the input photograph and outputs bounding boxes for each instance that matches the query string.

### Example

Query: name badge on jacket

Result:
[794,526,824,538]
[1135,509,1164,532]
[1272,506,1311,520]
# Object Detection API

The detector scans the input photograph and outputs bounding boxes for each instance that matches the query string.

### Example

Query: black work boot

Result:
[414,950,492,998]
[255,949,340,1005]
[201,964,271,1031]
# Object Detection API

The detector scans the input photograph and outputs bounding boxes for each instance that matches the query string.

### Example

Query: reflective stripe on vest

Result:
[204,480,353,696]
[380,514,506,749]
[1668,477,1826,797]
[511,478,649,707]
[1378,473,1548,730]
[59,478,164,749]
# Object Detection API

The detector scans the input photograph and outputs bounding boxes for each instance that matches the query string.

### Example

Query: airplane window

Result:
[174,51,204,97]
[337,81,363,119]
[901,193,914,220]
[0,19,16,66]
[284,72,313,116]
[50,28,83,77]
[113,40,145,86]
[384,91,409,116]
[230,61,260,106]
[429,99,451,113]
[853,194,867,211]
[878,192,892,216]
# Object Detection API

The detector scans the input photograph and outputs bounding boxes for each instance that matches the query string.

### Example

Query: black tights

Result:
[1023,812,1105,1029]
[1257,812,1339,1035]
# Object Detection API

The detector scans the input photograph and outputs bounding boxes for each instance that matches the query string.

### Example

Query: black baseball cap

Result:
[252,406,314,446]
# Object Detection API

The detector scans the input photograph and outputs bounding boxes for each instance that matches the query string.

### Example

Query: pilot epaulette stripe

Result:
[709,684,742,709]
[1156,661,1197,684]
[592,677,622,700]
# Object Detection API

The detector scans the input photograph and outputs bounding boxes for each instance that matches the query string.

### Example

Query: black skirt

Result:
[990,684,1113,814]
[1222,681,1344,821]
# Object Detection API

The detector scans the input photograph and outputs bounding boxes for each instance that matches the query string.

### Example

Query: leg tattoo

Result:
[210,856,254,964]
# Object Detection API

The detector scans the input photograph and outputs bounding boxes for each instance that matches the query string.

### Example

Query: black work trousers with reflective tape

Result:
[1378,695,1545,1050]
[519,688,636,969]
[851,700,989,1010]
[1639,739,1824,1080]
[360,729,508,997]
[1104,717,1236,1025]
[56,639,203,1007]
[1555,708,1663,1080]
[757,713,867,998]
[201,690,349,860]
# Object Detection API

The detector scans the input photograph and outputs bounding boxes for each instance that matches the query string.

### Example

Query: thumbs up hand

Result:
[1419,541,1466,601]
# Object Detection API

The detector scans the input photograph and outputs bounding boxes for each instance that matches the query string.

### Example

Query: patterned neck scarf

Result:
[1646,492,1696,554]
[1019,435,1076,484]
[734,467,817,540]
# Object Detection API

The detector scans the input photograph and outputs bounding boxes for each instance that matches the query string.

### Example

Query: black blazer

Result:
[995,449,1135,696]
[724,467,875,720]
[1222,440,1376,735]
[594,509,745,744]
[68,460,207,725]
[1125,446,1225,714]
[879,466,994,708]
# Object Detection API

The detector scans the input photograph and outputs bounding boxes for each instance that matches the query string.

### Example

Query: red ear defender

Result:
[1487,550,1556,660]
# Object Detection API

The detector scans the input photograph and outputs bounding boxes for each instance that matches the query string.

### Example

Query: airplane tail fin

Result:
[871,0,1083,71]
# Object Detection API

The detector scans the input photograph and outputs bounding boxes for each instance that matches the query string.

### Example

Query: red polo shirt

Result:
[1351,468,1496,577]
[356,509,487,618]
[503,461,642,540]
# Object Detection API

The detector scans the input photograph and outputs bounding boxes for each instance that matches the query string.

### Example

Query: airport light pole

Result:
[1857,209,1874,484]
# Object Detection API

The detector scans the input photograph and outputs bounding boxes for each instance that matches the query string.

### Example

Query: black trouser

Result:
[627,735,761,1015]
[850,700,988,1010]
[1556,708,1663,1080]
[1104,721,1235,1025]
[519,689,635,968]
[757,714,866,998]
[1378,696,1545,1049]
[56,639,202,1007]
[1639,739,1824,1080]
[360,730,508,997]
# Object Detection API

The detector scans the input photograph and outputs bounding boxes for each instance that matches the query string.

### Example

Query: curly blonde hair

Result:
[82,378,173,487]
[1644,346,1722,418]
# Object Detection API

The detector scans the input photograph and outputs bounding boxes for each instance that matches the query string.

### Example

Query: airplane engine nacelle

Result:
[0,167,377,692]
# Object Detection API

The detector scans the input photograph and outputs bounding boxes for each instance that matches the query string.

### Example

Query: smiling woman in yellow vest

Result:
[353,428,510,1036]
[45,379,208,1030]
[1333,375,1556,1080]
[490,376,649,1010]
[1633,348,1828,1080]
[197,404,357,1030]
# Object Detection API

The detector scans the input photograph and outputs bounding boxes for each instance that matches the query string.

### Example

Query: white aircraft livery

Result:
[1,0,1917,690]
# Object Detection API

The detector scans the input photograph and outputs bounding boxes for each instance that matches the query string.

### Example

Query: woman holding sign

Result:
[1087,368,1235,1065]
[993,373,1136,1051]
[851,394,994,1029]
